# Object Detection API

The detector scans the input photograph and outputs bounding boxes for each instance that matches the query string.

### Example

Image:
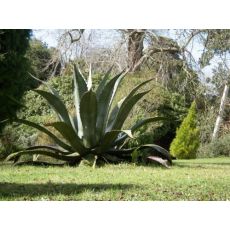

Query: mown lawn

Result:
[0,157,229,201]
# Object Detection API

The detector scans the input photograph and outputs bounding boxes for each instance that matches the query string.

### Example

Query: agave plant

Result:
[6,65,172,167]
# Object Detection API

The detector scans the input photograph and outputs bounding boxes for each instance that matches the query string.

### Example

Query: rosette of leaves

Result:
[5,65,172,167]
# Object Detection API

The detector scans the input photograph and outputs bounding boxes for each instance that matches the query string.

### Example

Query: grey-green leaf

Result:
[106,79,153,131]
[29,73,60,97]
[87,63,92,90]
[96,71,125,138]
[96,65,113,99]
[73,64,88,138]
[108,89,152,131]
[27,145,68,154]
[6,150,80,162]
[114,117,166,147]
[34,89,72,126]
[80,90,98,148]
[45,121,87,154]
[138,144,172,164]
[14,118,73,152]
[98,130,133,153]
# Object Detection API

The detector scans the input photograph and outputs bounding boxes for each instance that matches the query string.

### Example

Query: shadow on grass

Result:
[0,182,137,199]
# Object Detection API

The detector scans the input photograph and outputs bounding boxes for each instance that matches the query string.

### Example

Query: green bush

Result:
[1,75,73,159]
[197,134,230,158]
[198,106,218,144]
[17,75,73,118]
[116,74,188,149]
[170,101,200,159]
[0,115,55,159]
[26,39,53,81]
[0,29,32,123]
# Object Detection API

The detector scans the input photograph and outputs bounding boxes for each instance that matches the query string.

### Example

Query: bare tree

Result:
[212,82,229,140]
[125,29,146,72]
[211,56,230,140]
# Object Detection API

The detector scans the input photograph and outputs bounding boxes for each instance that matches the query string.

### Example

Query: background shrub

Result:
[197,134,230,158]
[115,72,188,149]
[26,39,53,81]
[17,75,73,118]
[197,105,218,144]
[0,114,55,159]
[0,29,32,123]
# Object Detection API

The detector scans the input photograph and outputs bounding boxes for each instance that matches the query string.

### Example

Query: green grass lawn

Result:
[0,157,229,201]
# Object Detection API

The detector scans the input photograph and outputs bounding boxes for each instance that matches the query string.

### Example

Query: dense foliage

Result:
[197,134,230,158]
[26,39,53,81]
[0,75,72,159]
[17,75,73,118]
[0,29,32,123]
[112,71,189,150]
[170,101,200,159]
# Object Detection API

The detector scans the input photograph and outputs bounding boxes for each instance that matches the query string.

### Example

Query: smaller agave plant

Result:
[6,65,172,167]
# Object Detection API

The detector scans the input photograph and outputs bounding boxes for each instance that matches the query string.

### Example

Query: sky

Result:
[33,30,60,47]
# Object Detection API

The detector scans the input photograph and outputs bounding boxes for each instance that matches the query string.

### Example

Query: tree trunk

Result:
[127,30,145,72]
[212,83,229,141]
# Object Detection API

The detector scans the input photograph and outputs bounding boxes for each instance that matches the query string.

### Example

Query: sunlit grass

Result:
[0,157,229,201]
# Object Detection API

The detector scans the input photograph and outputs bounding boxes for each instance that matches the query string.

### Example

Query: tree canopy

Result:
[0,29,32,124]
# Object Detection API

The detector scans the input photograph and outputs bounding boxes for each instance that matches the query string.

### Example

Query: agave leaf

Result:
[106,97,125,130]
[96,65,113,99]
[114,117,167,147]
[30,73,76,131]
[105,144,171,167]
[29,73,60,97]
[147,156,171,168]
[71,114,79,134]
[6,94,26,107]
[106,147,136,156]
[73,64,88,98]
[80,90,98,148]
[101,153,125,163]
[96,71,125,138]
[45,121,87,154]
[73,64,88,138]
[65,152,80,157]
[5,150,80,162]
[98,130,133,153]
[87,63,92,90]
[108,89,152,131]
[106,78,153,131]
[27,145,69,155]
[138,144,172,164]
[125,78,153,100]
[100,143,171,164]
[34,89,72,126]
[130,117,166,132]
[0,119,9,124]
[69,116,78,134]
[14,118,73,152]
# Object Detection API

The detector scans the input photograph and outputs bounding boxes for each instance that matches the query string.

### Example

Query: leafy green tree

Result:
[200,30,230,140]
[0,29,32,124]
[170,101,200,159]
[26,38,53,81]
